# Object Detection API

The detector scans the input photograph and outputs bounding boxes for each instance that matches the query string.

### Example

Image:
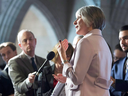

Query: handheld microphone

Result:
[36,51,55,75]
[34,51,55,96]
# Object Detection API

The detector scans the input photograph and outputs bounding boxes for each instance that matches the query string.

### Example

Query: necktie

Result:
[125,59,128,73]
[123,58,128,79]
[31,57,37,71]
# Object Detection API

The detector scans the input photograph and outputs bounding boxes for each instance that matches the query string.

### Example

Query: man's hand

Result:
[111,76,116,85]
[28,72,36,83]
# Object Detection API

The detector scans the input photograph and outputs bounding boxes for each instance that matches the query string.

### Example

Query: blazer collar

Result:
[20,51,35,59]
[19,52,37,72]
[124,57,128,80]
[84,29,102,38]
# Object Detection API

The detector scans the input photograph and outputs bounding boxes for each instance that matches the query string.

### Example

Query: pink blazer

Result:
[63,29,112,96]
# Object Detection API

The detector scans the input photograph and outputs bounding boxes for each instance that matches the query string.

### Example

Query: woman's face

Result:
[73,15,90,35]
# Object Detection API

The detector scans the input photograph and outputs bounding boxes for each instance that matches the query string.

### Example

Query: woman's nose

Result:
[73,20,77,25]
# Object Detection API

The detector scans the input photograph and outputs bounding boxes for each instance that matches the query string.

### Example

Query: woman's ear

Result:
[88,25,93,32]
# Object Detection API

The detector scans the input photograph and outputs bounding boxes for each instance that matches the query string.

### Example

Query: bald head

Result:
[17,29,36,57]
[17,29,35,44]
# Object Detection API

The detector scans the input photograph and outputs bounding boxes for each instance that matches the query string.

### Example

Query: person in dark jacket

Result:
[0,42,17,96]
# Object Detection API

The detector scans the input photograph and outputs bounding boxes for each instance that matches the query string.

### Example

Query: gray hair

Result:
[17,29,35,44]
[76,6,105,31]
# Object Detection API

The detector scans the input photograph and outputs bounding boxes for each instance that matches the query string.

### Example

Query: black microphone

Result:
[34,51,55,96]
[36,51,55,75]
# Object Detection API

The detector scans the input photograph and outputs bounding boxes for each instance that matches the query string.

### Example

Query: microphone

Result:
[34,51,55,96]
[46,51,55,60]
[36,51,55,75]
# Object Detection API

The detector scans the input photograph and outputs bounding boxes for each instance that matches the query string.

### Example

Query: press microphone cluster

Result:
[36,51,55,76]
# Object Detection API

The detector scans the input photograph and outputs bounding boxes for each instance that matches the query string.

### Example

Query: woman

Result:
[56,6,112,96]
[52,43,74,87]
[37,43,74,96]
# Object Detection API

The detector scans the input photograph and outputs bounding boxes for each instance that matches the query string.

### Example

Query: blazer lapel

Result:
[124,57,128,80]
[20,52,34,72]
[119,57,127,80]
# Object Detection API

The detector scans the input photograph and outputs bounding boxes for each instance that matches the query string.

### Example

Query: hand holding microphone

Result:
[36,51,55,76]
[29,51,55,84]
[28,72,36,83]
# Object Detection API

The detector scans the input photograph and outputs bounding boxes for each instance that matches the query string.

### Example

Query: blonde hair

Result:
[51,43,59,63]
[51,42,74,63]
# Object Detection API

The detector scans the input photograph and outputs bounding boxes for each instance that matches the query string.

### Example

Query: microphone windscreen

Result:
[47,51,55,60]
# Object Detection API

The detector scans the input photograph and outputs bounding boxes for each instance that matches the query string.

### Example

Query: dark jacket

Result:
[37,64,55,96]
[0,67,14,96]
[110,57,128,96]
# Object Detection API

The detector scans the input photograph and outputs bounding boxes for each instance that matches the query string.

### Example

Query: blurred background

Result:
[0,0,128,65]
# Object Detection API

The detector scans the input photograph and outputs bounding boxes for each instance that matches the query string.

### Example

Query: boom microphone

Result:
[36,51,55,75]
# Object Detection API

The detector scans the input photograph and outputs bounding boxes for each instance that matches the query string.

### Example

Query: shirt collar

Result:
[22,51,35,59]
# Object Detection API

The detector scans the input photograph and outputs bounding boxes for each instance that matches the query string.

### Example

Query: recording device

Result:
[36,51,55,76]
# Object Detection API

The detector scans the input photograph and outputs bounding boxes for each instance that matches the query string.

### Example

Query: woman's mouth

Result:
[75,26,78,28]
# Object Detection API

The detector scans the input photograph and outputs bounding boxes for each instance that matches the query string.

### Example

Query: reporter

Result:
[0,42,17,96]
[8,30,50,96]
